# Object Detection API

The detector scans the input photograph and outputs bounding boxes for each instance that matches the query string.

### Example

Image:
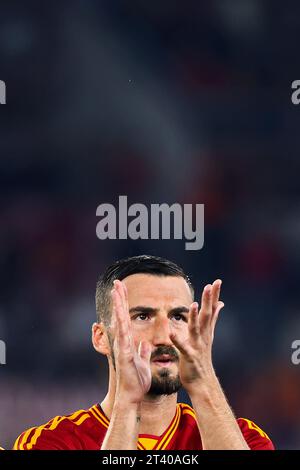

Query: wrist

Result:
[113,393,142,412]
[102,397,141,450]
[115,386,143,407]
[111,400,141,428]
[114,398,141,410]
[187,372,220,402]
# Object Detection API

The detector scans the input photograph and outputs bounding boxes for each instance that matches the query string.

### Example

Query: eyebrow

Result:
[129,306,190,315]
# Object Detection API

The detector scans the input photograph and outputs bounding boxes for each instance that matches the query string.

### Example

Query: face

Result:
[111,273,193,396]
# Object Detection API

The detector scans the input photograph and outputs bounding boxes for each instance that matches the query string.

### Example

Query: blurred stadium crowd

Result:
[1,0,300,449]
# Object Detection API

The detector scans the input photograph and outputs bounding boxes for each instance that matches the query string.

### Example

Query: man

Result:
[14,255,274,450]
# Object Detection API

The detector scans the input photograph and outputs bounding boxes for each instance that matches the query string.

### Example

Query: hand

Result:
[111,280,152,404]
[170,280,224,395]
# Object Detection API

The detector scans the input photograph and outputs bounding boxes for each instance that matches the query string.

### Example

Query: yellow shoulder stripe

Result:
[180,403,194,412]
[74,413,90,426]
[13,434,22,450]
[18,410,90,450]
[90,405,110,426]
[90,407,109,429]
[15,426,38,450]
[180,403,196,419]
[182,409,196,419]
[239,418,271,440]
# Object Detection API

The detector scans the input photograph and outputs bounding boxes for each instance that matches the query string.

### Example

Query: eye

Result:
[172,313,187,322]
[134,313,150,321]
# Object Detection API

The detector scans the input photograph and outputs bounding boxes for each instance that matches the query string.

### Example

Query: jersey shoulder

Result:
[237,417,275,450]
[13,406,101,450]
[178,402,197,421]
[178,404,274,450]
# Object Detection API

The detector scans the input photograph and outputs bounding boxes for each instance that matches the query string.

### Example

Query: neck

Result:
[100,363,178,436]
[138,394,178,435]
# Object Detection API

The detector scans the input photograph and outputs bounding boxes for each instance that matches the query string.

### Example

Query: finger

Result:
[199,284,213,332]
[114,280,127,321]
[211,279,222,312]
[112,289,125,334]
[115,285,134,351]
[211,301,225,336]
[188,302,200,339]
[111,289,119,350]
[114,280,131,331]
[112,288,131,351]
[122,281,129,311]
[110,288,117,331]
[138,340,152,363]
[170,332,191,357]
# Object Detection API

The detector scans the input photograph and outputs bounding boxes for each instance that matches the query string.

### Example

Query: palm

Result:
[171,280,224,392]
[132,351,152,394]
[112,280,152,403]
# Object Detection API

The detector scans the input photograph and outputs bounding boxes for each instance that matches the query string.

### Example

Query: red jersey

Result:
[13,403,274,450]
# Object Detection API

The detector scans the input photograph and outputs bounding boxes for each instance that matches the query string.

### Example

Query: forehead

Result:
[122,273,193,306]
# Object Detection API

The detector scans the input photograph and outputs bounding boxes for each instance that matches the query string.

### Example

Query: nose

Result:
[152,316,173,347]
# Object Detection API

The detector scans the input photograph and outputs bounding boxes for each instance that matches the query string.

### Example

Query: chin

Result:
[151,361,178,373]
[148,366,182,396]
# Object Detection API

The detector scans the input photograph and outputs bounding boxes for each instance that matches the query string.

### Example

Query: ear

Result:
[92,322,110,355]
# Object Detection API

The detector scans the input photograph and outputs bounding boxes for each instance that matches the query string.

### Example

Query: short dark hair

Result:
[95,255,194,326]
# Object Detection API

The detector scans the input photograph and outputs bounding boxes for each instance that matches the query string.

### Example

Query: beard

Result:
[147,344,182,396]
[107,333,182,396]
[148,368,182,396]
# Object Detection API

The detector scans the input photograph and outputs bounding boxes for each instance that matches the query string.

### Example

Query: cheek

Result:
[131,323,153,345]
[171,321,189,332]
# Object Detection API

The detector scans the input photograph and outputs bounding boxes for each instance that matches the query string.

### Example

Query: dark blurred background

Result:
[1,0,300,449]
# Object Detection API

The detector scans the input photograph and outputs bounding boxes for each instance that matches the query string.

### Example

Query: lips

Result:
[152,354,176,366]
[153,354,173,362]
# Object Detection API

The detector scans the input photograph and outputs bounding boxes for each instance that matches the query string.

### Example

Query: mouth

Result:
[152,355,177,368]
